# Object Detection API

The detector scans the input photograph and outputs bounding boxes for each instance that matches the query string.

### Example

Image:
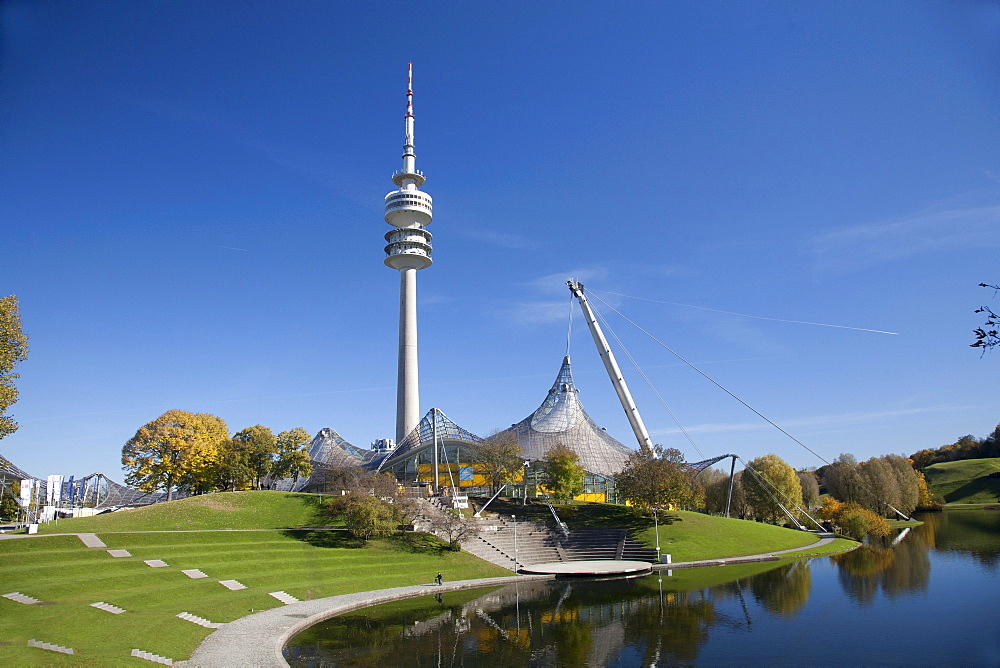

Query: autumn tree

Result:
[797,470,820,508]
[542,443,585,503]
[472,430,523,494]
[425,506,479,550]
[0,295,29,441]
[741,454,804,525]
[914,469,943,510]
[825,453,919,518]
[121,410,230,501]
[822,453,864,505]
[702,469,751,518]
[819,499,891,541]
[616,445,703,510]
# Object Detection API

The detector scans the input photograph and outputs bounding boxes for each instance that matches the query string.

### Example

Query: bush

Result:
[343,496,397,541]
[829,502,891,541]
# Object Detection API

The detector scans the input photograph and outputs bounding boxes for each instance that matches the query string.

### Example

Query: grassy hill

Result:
[37,490,332,533]
[924,457,1000,504]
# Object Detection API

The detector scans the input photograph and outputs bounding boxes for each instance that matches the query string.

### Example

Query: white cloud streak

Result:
[649,405,954,437]
[809,202,1000,271]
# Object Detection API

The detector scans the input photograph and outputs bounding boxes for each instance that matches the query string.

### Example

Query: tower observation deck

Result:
[385,64,432,444]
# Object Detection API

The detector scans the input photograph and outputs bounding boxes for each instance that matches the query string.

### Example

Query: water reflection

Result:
[284,564,796,666]
[285,509,1000,666]
[917,508,1000,568]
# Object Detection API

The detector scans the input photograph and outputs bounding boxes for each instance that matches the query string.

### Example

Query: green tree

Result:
[0,477,21,521]
[207,437,254,492]
[616,445,703,510]
[0,295,29,440]
[272,427,313,486]
[121,410,230,501]
[472,430,523,494]
[343,496,397,541]
[742,454,804,525]
[542,443,585,503]
[231,425,278,489]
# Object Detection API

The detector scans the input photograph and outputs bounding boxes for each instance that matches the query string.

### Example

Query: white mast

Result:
[567,280,655,455]
[384,63,433,444]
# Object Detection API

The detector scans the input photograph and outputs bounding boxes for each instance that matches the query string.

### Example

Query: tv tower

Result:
[384,63,433,444]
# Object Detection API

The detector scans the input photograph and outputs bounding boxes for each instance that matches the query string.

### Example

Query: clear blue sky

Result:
[2,1,998,479]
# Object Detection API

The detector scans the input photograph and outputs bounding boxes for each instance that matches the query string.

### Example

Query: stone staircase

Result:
[411,497,659,571]
[462,516,658,570]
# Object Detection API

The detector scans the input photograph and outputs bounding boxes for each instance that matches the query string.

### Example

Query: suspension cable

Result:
[588,299,707,459]
[586,291,832,467]
[737,456,825,531]
[566,289,574,358]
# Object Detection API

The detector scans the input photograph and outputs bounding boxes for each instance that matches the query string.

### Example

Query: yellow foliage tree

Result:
[0,295,29,440]
[742,453,804,525]
[122,410,230,500]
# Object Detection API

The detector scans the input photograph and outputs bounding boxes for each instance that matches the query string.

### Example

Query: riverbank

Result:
[186,535,857,667]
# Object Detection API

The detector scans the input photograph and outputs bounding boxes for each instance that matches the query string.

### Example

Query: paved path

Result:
[184,534,852,667]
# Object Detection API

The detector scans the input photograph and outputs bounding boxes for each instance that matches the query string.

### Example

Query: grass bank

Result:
[923,457,1000,505]
[36,490,334,533]
[0,530,508,665]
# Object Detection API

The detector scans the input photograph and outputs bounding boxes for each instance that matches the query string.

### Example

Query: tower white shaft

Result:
[384,64,433,444]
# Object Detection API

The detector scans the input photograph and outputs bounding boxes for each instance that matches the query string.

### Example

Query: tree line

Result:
[909,423,1000,469]
[613,445,948,541]
[121,409,312,500]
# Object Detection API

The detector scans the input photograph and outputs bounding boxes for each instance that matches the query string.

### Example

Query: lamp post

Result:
[653,507,661,562]
[512,514,519,573]
[522,461,530,505]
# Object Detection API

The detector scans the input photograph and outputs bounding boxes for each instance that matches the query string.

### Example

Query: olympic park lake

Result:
[284,509,1000,666]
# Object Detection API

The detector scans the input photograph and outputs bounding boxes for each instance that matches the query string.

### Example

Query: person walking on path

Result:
[436,572,443,586]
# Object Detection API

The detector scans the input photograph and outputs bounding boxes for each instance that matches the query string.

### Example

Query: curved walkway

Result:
[183,535,852,667]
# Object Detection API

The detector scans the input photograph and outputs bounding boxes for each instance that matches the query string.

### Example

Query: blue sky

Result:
[3,1,998,480]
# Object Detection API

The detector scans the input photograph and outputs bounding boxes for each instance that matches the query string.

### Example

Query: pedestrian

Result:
[436,572,443,586]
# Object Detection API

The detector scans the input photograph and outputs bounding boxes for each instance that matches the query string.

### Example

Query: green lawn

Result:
[0,530,509,665]
[923,457,1000,504]
[36,490,333,533]
[637,510,853,562]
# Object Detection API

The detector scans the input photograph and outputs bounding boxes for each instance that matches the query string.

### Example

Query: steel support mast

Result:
[567,281,655,455]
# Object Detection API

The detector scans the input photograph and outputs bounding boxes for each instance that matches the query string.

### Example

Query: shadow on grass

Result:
[282,526,451,554]
[293,493,340,527]
[390,531,451,556]
[282,529,365,549]
[944,476,1000,503]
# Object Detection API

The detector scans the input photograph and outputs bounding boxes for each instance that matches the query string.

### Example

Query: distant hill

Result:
[924,458,1000,504]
